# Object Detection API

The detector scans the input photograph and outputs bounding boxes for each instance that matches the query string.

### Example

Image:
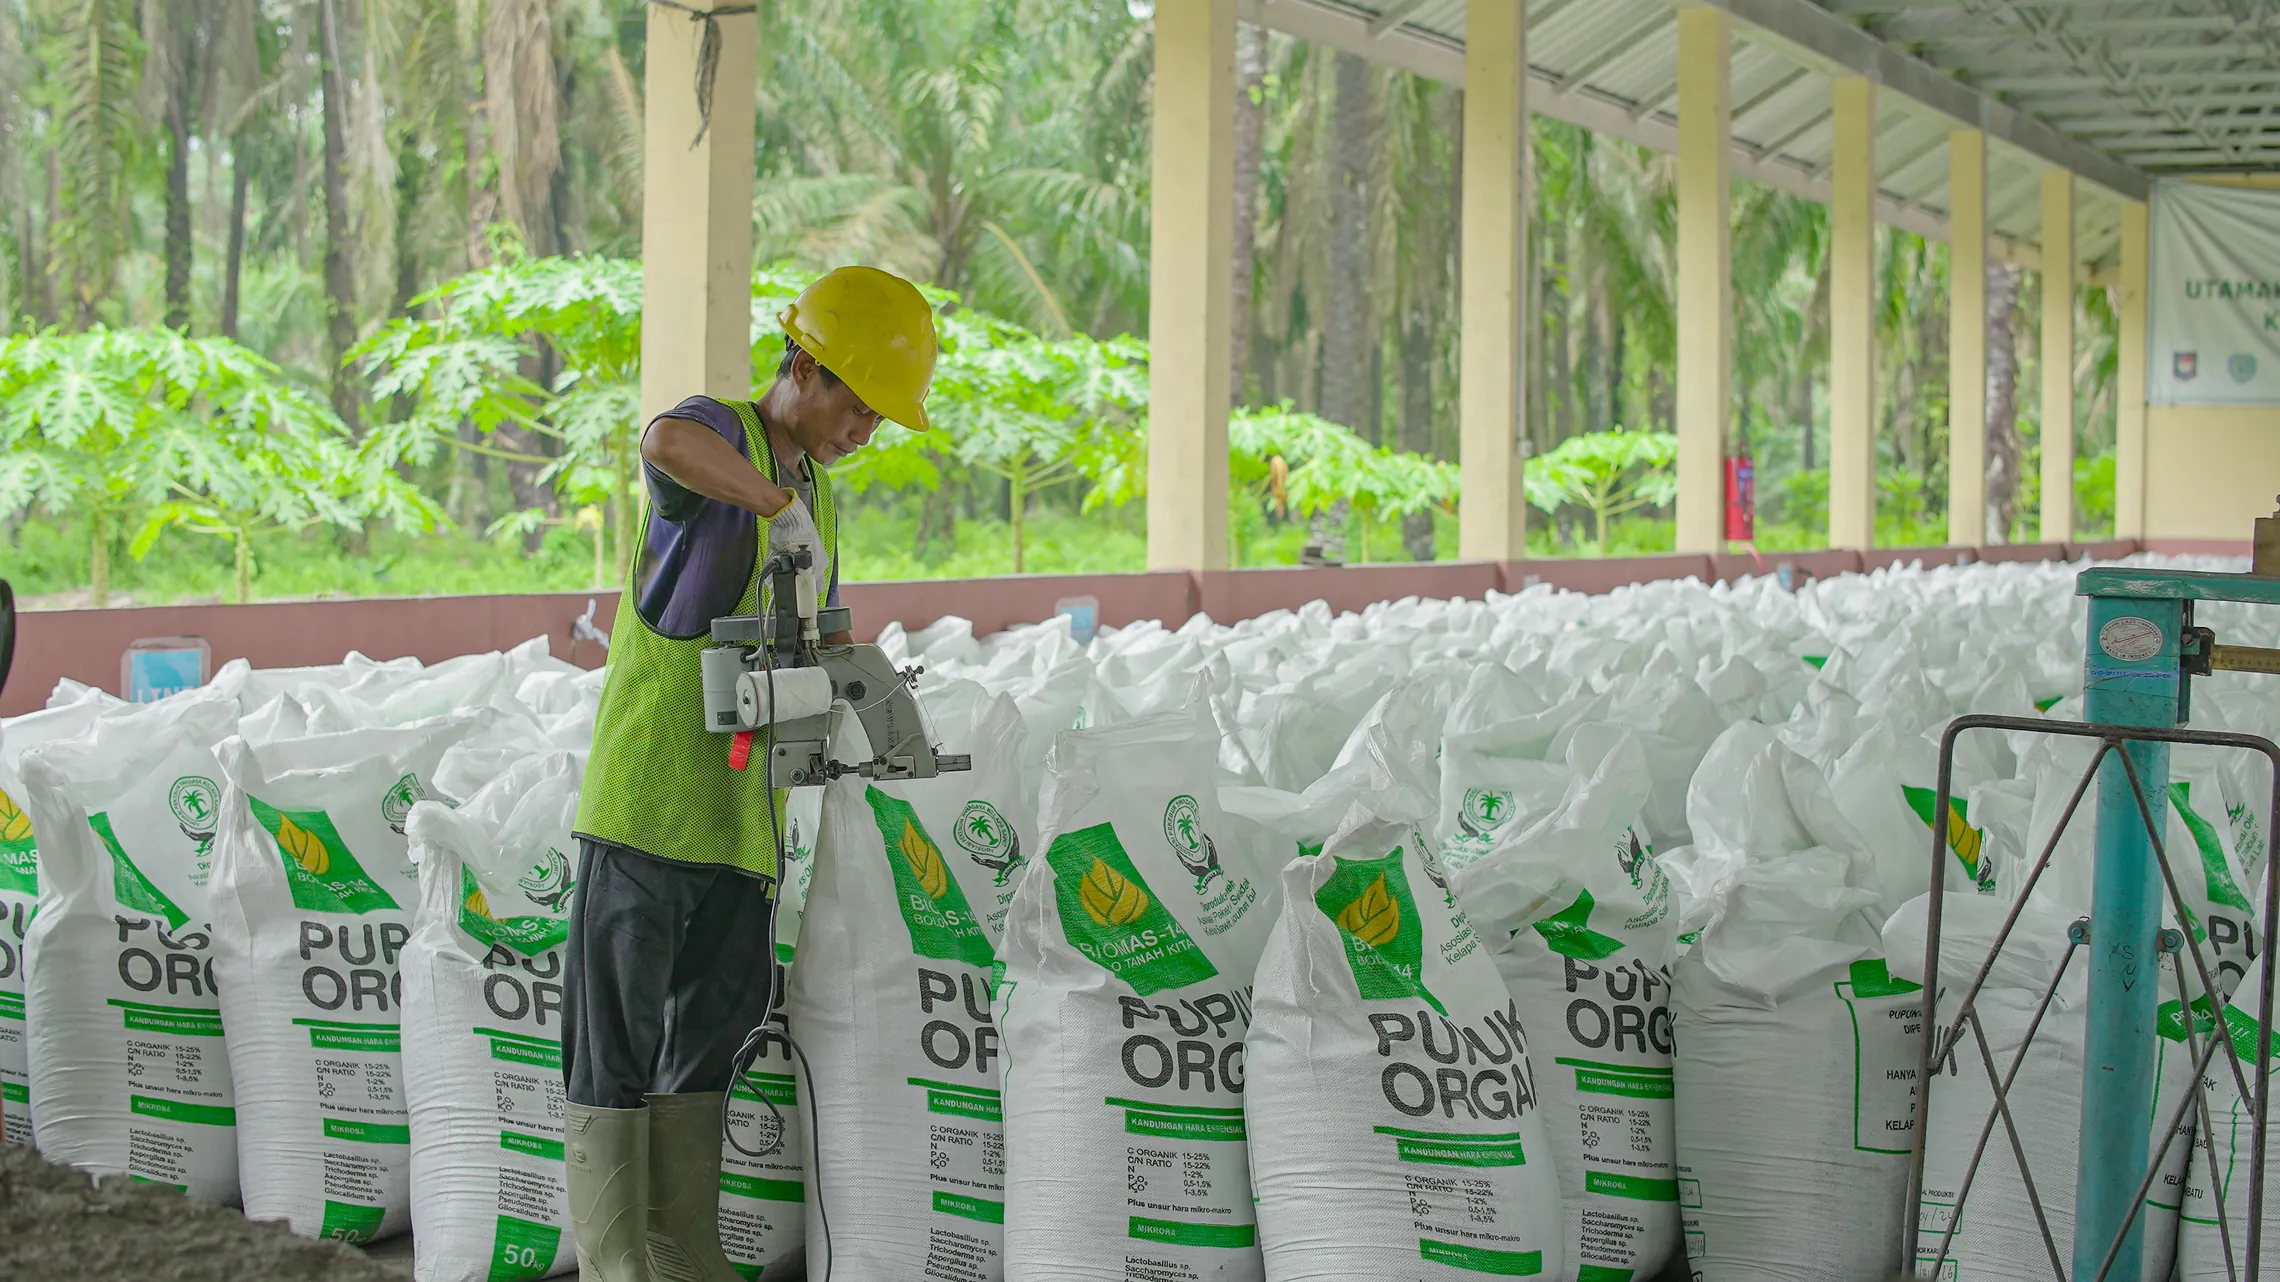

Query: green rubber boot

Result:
[644,1092,743,1282]
[566,1102,652,1282]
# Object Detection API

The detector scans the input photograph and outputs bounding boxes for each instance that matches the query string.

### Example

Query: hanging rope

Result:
[646,0,757,149]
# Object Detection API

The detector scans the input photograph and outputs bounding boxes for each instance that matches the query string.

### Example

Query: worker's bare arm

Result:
[641,415,795,517]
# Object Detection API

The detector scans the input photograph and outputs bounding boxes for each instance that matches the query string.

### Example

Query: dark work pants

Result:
[562,838,779,1109]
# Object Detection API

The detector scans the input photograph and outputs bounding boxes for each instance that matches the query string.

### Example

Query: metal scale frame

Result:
[1904,564,2280,1281]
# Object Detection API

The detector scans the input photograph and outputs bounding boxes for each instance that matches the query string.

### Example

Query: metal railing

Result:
[1904,714,2280,1281]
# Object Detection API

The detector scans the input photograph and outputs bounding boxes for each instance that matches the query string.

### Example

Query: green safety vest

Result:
[573,399,838,881]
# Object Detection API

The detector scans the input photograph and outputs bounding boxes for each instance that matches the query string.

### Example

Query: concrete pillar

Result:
[1459,0,1528,562]
[1827,78,1876,551]
[637,4,758,424]
[1946,130,1987,546]
[2039,170,2075,545]
[1673,6,1731,555]
[2115,199,2149,539]
[1146,0,1236,572]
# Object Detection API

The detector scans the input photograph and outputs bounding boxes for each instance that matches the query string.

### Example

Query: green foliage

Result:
[1523,430,1679,550]
[2076,452,2117,538]
[0,325,435,602]
[354,251,647,574]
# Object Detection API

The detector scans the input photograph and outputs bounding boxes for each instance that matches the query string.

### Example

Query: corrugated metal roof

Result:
[1245,0,2280,271]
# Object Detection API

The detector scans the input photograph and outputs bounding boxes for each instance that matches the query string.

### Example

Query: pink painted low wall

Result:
[0,539,2165,715]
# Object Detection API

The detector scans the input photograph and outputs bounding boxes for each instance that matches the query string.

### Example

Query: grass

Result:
[2,495,2111,609]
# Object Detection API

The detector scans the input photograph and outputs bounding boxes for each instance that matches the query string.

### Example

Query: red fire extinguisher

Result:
[1724,453,1755,543]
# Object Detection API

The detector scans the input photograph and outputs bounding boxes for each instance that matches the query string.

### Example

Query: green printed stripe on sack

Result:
[130,1095,236,1127]
[720,1173,804,1202]
[108,1000,224,1036]
[1373,1126,1527,1168]
[318,1200,387,1245]
[1585,1171,1679,1202]
[731,1073,797,1107]
[1571,1069,1675,1099]
[486,1037,560,1069]
[1576,1268,1635,1282]
[128,1175,188,1191]
[294,1019,401,1053]
[1110,1094,1247,1141]
[499,1130,564,1162]
[486,1214,563,1282]
[0,991,22,1020]
[2,1082,26,1103]
[323,1117,411,1145]
[1127,1217,1256,1248]
[1123,1109,1245,1142]
[932,1191,1005,1224]
[1419,1239,1545,1276]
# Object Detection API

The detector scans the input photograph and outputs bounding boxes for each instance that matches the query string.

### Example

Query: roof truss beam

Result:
[1678,0,2150,198]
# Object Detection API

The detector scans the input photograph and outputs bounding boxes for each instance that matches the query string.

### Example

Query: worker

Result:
[562,265,938,1281]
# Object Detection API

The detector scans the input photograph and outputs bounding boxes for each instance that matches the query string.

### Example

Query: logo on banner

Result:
[2174,351,2199,381]
[2232,353,2260,384]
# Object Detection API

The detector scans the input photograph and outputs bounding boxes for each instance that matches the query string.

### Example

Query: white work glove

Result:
[766,492,820,561]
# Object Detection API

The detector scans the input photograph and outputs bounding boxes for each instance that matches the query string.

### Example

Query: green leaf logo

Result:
[1901,785,1994,891]
[865,788,994,968]
[1335,872,1399,947]
[1315,848,1440,1014]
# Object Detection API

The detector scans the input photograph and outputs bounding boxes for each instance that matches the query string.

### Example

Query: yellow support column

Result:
[2115,199,2149,540]
[1828,78,1876,551]
[637,4,759,423]
[1146,0,1235,572]
[1946,131,1988,546]
[1459,0,1528,563]
[1674,6,1731,555]
[2039,170,2075,545]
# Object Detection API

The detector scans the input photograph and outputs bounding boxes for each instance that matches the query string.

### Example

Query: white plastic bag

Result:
[1452,725,1679,1282]
[209,713,482,1243]
[0,696,117,1145]
[1249,803,1565,1279]
[784,687,1031,1276]
[997,700,1278,1282]
[17,694,242,1198]
[1670,739,1920,1281]
[401,751,583,1281]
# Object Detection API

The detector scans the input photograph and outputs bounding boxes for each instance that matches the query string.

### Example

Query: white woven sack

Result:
[1249,806,1565,1279]
[1670,738,1921,1282]
[997,698,1278,1282]
[720,1012,806,1279]
[784,685,1031,1278]
[209,713,482,1243]
[0,697,118,1145]
[17,693,242,1198]
[2178,957,2280,1281]
[401,751,583,1282]
[1888,893,2193,1281]
[1451,724,1680,1282]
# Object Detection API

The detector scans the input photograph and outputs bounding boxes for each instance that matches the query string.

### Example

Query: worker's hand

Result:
[767,493,821,560]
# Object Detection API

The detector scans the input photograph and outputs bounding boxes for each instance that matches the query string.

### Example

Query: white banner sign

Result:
[2149,181,2280,407]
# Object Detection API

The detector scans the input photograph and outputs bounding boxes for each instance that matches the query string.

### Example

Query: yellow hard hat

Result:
[777,266,938,433]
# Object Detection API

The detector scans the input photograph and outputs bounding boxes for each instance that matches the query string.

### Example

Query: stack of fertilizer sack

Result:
[6,551,2276,1281]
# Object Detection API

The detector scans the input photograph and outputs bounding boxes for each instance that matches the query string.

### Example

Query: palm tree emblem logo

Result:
[1459,788,1515,837]
[1162,794,1221,891]
[381,773,426,835]
[953,801,1023,884]
[169,776,220,853]
[518,847,577,912]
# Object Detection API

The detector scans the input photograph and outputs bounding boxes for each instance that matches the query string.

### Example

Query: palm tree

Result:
[749,0,1151,338]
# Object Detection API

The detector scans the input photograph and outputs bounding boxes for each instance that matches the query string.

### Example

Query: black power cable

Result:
[717,550,833,1280]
